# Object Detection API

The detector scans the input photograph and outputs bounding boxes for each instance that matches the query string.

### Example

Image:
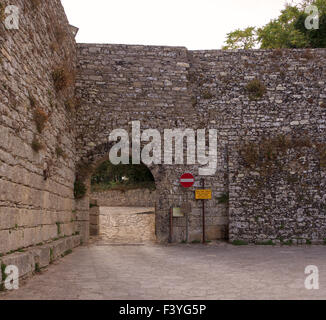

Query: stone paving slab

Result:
[1,242,326,300]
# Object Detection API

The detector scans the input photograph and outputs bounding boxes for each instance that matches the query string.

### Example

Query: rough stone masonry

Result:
[1,0,326,282]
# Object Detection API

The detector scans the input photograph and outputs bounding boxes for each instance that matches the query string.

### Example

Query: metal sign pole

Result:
[169,207,173,243]
[201,178,205,244]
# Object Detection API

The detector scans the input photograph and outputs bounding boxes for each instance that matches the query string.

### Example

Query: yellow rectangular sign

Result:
[195,189,212,200]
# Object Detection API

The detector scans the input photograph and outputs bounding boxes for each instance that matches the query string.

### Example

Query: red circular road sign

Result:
[180,173,195,188]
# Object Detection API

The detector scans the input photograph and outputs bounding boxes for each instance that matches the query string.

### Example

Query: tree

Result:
[222,0,326,49]
[257,5,309,49]
[91,160,155,187]
[222,27,257,50]
[294,0,326,47]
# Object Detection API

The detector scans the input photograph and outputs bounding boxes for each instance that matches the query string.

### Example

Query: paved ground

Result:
[2,241,326,300]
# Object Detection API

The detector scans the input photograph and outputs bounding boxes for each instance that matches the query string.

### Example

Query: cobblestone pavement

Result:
[2,241,326,300]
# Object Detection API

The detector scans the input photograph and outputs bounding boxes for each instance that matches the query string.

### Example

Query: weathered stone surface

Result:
[75,44,326,244]
[91,188,156,207]
[0,235,80,280]
[1,1,326,268]
[98,207,156,243]
[0,0,77,254]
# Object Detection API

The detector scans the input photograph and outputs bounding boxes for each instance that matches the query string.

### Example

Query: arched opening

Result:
[89,159,157,243]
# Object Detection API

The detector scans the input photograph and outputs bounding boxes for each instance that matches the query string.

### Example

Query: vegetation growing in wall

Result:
[231,240,248,246]
[54,25,67,44]
[30,0,41,10]
[61,249,72,257]
[31,136,44,153]
[64,98,76,112]
[0,263,6,291]
[255,240,275,246]
[245,79,266,100]
[74,180,87,199]
[217,193,230,204]
[56,222,61,235]
[52,67,74,92]
[202,89,214,100]
[33,107,48,133]
[240,134,312,171]
[34,263,41,273]
[28,93,37,108]
[50,248,54,264]
[55,145,65,158]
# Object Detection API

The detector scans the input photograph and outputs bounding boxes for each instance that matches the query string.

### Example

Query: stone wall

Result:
[91,188,156,207]
[0,0,79,256]
[76,44,326,244]
[89,205,99,236]
[98,207,156,243]
[1,0,325,248]
[75,44,229,243]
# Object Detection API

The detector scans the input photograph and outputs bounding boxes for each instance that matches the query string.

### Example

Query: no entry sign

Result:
[180,173,195,188]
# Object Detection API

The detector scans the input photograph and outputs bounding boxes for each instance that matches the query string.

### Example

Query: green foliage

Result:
[31,137,43,153]
[294,0,326,48]
[231,240,248,246]
[222,27,257,49]
[74,180,87,199]
[257,5,308,49]
[223,0,326,49]
[0,263,6,291]
[282,239,293,245]
[245,79,266,100]
[91,160,155,192]
[63,249,72,257]
[217,193,229,204]
[56,222,61,235]
[1,263,6,282]
[35,263,41,273]
[50,248,54,264]
[55,146,65,158]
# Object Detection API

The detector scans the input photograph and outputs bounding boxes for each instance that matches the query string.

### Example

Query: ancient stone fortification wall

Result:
[76,44,326,243]
[75,44,229,243]
[190,49,326,243]
[98,207,156,243]
[0,0,80,260]
[91,188,156,207]
[1,1,325,246]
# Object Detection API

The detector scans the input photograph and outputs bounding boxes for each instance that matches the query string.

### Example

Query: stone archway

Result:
[74,142,171,244]
[89,159,157,243]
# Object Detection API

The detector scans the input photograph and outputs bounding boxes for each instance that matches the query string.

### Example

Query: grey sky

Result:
[61,0,288,50]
